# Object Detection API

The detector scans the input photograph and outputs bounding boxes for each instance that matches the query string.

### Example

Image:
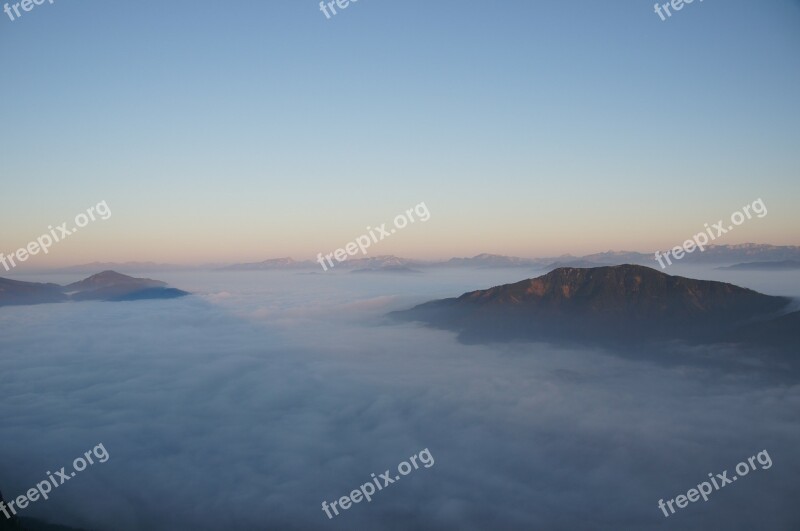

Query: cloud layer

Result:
[0,269,798,530]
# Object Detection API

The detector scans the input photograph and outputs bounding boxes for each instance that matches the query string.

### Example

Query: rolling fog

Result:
[0,267,799,530]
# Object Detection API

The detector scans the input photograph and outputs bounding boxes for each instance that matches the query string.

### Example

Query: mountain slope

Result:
[0,278,68,307]
[64,271,171,301]
[391,265,793,347]
[0,272,189,307]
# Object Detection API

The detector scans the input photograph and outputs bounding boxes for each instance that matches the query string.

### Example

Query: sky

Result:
[1,0,799,266]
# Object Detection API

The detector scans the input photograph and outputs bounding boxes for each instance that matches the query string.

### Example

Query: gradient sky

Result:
[1,0,799,266]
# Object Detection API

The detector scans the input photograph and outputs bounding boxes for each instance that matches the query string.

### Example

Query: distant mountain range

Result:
[717,260,800,271]
[543,245,800,270]
[13,244,800,273]
[440,253,541,268]
[351,265,422,274]
[41,261,191,274]
[693,244,800,263]
[216,258,313,271]
[218,255,427,271]
[214,244,800,271]
[0,271,189,307]
[391,265,797,352]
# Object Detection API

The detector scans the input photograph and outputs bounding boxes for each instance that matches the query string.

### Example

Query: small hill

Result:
[0,272,188,307]
[0,278,67,307]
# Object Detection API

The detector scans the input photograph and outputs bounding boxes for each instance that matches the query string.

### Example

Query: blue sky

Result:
[1,0,799,265]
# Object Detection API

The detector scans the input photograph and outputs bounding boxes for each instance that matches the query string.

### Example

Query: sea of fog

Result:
[1,266,799,530]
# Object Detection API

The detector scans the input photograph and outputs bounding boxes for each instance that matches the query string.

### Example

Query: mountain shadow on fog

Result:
[0,489,89,531]
[390,265,797,352]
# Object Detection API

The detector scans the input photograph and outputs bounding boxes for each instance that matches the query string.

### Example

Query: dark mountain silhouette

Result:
[0,278,68,307]
[0,272,189,307]
[64,271,174,301]
[64,270,164,291]
[391,265,794,349]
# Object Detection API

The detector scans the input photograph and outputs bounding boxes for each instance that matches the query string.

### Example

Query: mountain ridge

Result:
[0,272,189,307]
[12,243,800,273]
[391,265,794,349]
